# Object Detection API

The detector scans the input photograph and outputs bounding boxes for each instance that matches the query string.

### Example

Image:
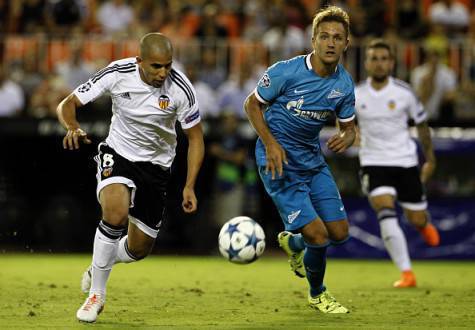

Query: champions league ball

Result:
[218,216,266,264]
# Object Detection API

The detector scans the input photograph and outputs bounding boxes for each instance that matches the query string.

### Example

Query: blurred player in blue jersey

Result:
[244,6,355,314]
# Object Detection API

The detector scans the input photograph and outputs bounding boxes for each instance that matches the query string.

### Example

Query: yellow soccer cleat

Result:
[277,231,305,278]
[308,290,350,314]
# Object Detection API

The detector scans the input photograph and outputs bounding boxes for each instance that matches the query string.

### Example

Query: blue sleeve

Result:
[255,62,287,104]
[337,82,355,121]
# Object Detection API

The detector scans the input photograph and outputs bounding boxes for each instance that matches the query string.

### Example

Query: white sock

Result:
[380,218,412,272]
[115,236,139,264]
[90,221,123,296]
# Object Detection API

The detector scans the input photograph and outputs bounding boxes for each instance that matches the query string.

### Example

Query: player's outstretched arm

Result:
[244,93,287,179]
[327,119,356,153]
[56,93,90,150]
[416,121,436,184]
[182,123,205,213]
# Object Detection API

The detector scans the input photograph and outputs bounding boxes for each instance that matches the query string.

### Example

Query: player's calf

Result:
[405,210,440,247]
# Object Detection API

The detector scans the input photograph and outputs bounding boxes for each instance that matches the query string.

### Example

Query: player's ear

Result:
[136,56,142,64]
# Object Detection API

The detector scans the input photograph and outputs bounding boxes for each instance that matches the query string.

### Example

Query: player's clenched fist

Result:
[63,127,91,150]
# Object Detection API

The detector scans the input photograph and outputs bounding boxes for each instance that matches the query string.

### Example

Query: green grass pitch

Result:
[0,254,474,329]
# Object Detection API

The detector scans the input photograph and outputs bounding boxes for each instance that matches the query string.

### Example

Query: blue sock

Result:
[289,233,305,252]
[304,243,329,297]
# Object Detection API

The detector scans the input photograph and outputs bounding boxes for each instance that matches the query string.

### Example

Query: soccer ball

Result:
[218,216,266,264]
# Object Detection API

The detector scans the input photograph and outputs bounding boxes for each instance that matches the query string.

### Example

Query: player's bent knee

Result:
[127,245,152,260]
[370,195,395,211]
[330,235,350,246]
[302,229,329,246]
[404,209,428,228]
[325,219,349,243]
[102,212,129,227]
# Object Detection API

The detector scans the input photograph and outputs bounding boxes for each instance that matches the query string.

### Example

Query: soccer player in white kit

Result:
[57,33,204,322]
[355,39,440,288]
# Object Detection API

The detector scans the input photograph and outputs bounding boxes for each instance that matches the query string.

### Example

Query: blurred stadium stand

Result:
[0,0,474,258]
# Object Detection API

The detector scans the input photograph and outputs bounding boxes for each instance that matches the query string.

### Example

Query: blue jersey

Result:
[254,54,355,171]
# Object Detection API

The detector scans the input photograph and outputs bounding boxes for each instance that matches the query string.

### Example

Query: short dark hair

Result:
[366,39,394,58]
[312,6,350,38]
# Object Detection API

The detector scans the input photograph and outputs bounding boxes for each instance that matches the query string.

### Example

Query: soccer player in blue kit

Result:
[244,6,356,313]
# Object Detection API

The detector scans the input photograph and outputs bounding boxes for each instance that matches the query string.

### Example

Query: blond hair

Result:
[312,6,350,38]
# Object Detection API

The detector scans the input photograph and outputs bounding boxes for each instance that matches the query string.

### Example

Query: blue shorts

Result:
[258,165,347,231]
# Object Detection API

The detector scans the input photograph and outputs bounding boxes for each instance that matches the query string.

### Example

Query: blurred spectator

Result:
[96,0,133,36]
[428,0,470,37]
[0,63,25,117]
[195,3,229,39]
[11,0,48,33]
[29,74,69,118]
[393,0,427,39]
[131,0,159,28]
[208,111,247,226]
[344,1,366,39]
[241,1,268,41]
[411,47,457,123]
[10,52,44,103]
[159,5,200,41]
[423,23,450,63]
[185,64,219,119]
[217,63,256,119]
[46,0,84,35]
[197,47,227,90]
[0,0,13,33]
[262,9,305,61]
[55,43,95,91]
[360,0,387,37]
[284,0,308,31]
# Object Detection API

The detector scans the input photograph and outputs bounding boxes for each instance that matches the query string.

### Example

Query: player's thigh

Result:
[99,183,130,226]
[128,163,170,239]
[301,217,329,246]
[258,167,318,232]
[126,221,156,258]
[360,166,397,210]
[394,166,428,211]
[95,142,135,226]
[308,165,347,222]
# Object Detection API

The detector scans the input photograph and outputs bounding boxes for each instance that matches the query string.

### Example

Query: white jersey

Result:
[355,77,427,167]
[74,57,200,168]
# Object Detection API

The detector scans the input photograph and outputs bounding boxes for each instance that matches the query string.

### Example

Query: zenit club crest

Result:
[158,95,170,109]
[388,100,396,110]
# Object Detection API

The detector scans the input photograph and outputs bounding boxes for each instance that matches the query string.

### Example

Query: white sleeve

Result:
[408,90,427,124]
[177,85,201,129]
[169,69,201,129]
[178,101,201,129]
[73,65,116,105]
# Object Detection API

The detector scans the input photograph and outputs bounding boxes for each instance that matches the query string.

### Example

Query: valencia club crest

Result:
[158,95,170,109]
[388,100,396,110]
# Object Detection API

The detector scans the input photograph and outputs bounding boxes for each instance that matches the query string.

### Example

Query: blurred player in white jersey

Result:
[56,33,204,322]
[355,39,440,288]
